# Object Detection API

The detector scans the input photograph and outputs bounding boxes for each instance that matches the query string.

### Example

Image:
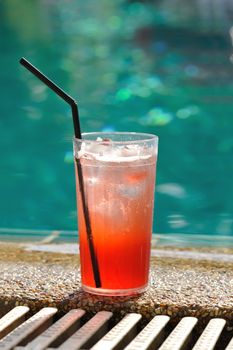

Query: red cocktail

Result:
[74,132,158,295]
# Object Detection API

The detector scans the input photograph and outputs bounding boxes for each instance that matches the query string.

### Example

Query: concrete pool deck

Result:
[0,242,232,333]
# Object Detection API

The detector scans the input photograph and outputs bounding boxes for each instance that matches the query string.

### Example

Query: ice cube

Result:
[118,170,147,198]
[118,182,146,199]
[79,137,113,159]
[78,138,153,162]
[91,198,125,219]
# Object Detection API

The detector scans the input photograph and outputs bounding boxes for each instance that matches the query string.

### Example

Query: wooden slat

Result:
[124,315,170,350]
[15,308,85,350]
[192,318,226,350]
[90,313,142,350]
[225,335,233,350]
[0,306,29,340]
[56,311,113,350]
[158,317,198,350]
[0,307,57,350]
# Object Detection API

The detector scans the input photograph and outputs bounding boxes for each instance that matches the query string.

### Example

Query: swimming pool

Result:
[0,0,233,240]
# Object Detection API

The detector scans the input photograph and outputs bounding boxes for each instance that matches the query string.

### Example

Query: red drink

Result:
[74,132,158,295]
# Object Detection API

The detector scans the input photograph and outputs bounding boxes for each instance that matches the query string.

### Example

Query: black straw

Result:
[20,58,81,138]
[19,57,101,288]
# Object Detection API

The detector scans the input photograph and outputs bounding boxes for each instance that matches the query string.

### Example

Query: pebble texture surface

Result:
[0,243,232,331]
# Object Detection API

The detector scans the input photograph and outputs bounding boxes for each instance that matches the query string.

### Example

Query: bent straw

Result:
[19,57,101,288]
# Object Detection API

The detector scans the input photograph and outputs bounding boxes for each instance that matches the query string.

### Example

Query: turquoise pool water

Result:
[0,0,233,239]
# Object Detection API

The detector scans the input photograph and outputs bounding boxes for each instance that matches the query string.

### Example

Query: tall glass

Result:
[73,132,158,296]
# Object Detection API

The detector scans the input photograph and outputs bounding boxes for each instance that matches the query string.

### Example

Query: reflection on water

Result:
[0,0,232,237]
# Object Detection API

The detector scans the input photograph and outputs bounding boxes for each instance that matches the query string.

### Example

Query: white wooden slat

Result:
[158,317,198,350]
[15,308,85,350]
[57,311,113,350]
[90,313,142,350]
[0,307,57,350]
[124,315,170,350]
[0,306,29,339]
[192,318,226,350]
[225,335,233,350]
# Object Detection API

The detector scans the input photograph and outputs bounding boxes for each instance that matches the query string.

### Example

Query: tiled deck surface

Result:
[0,242,232,333]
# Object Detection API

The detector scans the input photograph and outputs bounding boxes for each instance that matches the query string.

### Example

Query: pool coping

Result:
[0,242,232,333]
